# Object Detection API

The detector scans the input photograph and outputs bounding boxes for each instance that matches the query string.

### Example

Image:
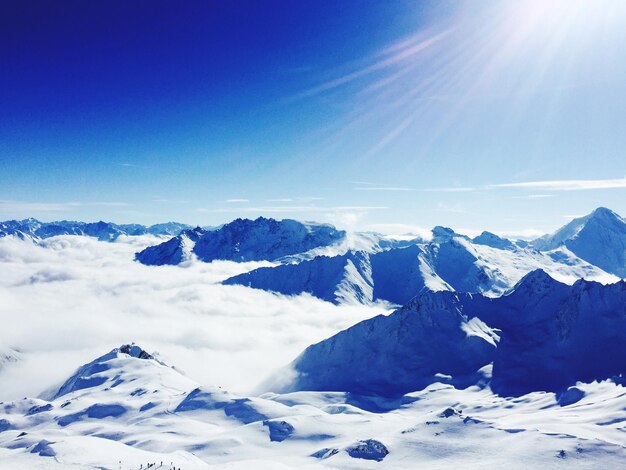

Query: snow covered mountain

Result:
[0,348,21,373]
[135,226,207,265]
[224,245,446,305]
[135,217,346,265]
[224,227,615,305]
[532,207,626,278]
[2,342,626,469]
[0,219,192,241]
[282,271,626,397]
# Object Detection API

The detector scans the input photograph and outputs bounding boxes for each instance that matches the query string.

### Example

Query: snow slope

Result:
[283,271,626,396]
[532,207,626,278]
[1,343,625,469]
[224,245,447,306]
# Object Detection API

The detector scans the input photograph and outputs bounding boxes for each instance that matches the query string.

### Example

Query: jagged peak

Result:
[116,343,154,360]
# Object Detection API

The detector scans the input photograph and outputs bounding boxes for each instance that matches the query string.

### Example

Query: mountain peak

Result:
[431,226,458,241]
[589,206,621,221]
[511,269,559,292]
[117,343,154,360]
[472,231,514,250]
[137,217,346,265]
[532,207,626,278]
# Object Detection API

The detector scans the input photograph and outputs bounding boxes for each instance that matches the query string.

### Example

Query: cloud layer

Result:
[0,236,384,401]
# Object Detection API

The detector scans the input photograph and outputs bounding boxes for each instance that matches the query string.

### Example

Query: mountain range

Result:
[279,270,626,397]
[2,208,626,468]
[135,217,346,265]
[223,208,624,305]
[0,218,194,241]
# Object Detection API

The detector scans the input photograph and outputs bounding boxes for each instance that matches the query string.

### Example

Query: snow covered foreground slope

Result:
[135,217,346,265]
[224,226,616,306]
[282,271,626,397]
[2,343,626,469]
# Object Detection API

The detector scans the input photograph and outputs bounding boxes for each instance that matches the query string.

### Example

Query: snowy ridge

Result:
[136,217,346,265]
[2,342,626,468]
[224,245,450,306]
[224,224,616,305]
[282,271,626,396]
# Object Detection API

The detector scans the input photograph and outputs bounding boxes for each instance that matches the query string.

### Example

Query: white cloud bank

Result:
[0,235,384,401]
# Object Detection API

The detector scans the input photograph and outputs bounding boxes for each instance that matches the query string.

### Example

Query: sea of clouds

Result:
[0,235,385,401]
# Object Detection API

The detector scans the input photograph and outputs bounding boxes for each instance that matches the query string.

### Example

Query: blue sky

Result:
[1,0,626,237]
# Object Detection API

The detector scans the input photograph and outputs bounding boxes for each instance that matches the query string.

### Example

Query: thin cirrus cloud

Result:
[266,197,324,202]
[224,199,250,203]
[353,185,475,192]
[511,194,555,199]
[487,177,626,191]
[209,205,387,214]
[0,200,129,214]
[116,162,150,169]
[354,186,414,192]
[354,177,626,194]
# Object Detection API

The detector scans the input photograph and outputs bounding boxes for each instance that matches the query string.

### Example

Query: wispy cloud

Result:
[266,197,323,202]
[436,202,472,215]
[365,223,433,240]
[354,186,414,192]
[354,177,626,195]
[116,162,149,169]
[422,187,477,193]
[152,197,189,204]
[354,185,476,192]
[488,177,626,191]
[224,199,250,203]
[209,205,386,214]
[511,194,555,199]
[0,200,129,214]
